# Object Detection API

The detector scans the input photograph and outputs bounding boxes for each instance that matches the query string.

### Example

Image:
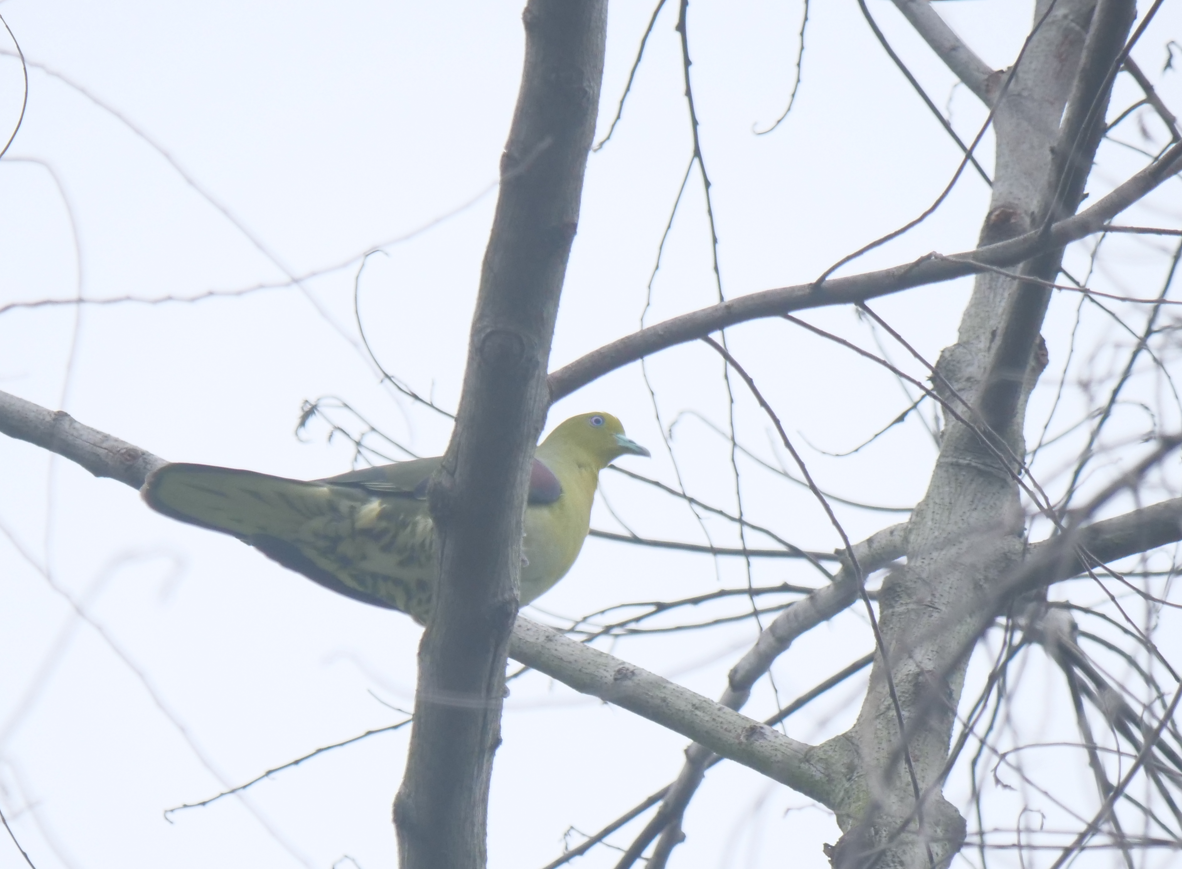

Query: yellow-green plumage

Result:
[142,412,648,622]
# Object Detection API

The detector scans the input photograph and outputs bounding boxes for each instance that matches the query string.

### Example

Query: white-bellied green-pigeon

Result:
[142,412,649,622]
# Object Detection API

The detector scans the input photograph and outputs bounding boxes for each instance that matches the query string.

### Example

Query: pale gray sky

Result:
[2,2,1181,867]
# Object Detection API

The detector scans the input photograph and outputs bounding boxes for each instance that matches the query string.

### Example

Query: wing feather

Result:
[143,463,438,619]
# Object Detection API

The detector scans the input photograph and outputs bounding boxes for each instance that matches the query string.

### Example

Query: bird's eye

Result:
[589,415,604,427]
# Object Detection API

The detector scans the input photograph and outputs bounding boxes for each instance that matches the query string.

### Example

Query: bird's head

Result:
[540,412,650,469]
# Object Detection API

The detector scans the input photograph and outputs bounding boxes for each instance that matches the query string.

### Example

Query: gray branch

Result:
[1028,495,1182,579]
[508,618,836,804]
[825,4,1138,867]
[891,0,996,104]
[637,522,909,868]
[546,135,1182,402]
[723,522,909,708]
[0,389,165,487]
[975,0,1134,435]
[393,2,608,867]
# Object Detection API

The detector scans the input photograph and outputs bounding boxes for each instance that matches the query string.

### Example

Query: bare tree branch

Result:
[976,0,1135,436]
[392,2,608,866]
[547,136,1182,402]
[890,0,996,104]
[724,523,908,705]
[636,522,909,866]
[586,528,839,561]
[508,617,837,804]
[1123,57,1181,142]
[860,0,991,183]
[0,389,165,487]
[1029,496,1182,578]
[822,4,1136,866]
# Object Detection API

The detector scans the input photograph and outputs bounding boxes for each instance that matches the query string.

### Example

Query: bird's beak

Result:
[614,433,651,457]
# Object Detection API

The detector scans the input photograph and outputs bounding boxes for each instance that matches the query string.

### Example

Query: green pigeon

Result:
[142,412,649,622]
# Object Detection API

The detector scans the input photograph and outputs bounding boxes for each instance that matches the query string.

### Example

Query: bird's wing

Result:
[325,457,562,504]
[143,463,438,615]
[319,457,441,496]
[528,458,562,504]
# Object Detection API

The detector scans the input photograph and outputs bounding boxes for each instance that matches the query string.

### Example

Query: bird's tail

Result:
[142,463,336,540]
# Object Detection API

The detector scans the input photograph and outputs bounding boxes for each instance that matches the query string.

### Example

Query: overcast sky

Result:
[2,2,1182,868]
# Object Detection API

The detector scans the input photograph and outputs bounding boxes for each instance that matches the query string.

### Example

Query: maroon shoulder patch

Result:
[528,459,562,504]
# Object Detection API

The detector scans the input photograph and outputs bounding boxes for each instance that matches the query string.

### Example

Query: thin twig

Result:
[754,0,810,135]
[593,0,669,151]
[605,465,835,577]
[0,11,28,162]
[587,529,838,560]
[698,336,931,861]
[164,719,412,818]
[859,0,991,183]
[0,803,36,869]
[1047,681,1182,868]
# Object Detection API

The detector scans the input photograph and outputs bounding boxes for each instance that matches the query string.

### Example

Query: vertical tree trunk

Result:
[821,1,1135,866]
[392,3,608,868]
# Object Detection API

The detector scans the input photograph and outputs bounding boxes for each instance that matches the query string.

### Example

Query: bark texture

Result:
[818,2,1136,867]
[391,3,607,867]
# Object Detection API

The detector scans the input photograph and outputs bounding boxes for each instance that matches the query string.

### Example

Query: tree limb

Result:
[822,5,1127,866]
[392,3,608,867]
[635,522,909,868]
[546,136,1182,402]
[1123,56,1181,142]
[508,617,836,804]
[976,0,1135,436]
[890,0,996,104]
[0,389,165,486]
[1029,496,1182,577]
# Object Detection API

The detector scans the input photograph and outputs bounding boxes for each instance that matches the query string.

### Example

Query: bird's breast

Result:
[519,466,597,604]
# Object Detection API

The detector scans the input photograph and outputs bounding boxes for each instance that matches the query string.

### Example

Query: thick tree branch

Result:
[976,0,1135,435]
[0,389,165,486]
[1024,491,1182,594]
[508,617,836,804]
[546,138,1182,402]
[823,5,1126,866]
[723,523,908,704]
[872,441,1182,826]
[393,3,608,867]
[891,0,996,104]
[1031,496,1182,577]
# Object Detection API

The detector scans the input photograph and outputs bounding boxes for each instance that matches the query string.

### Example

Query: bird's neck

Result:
[536,447,602,495]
